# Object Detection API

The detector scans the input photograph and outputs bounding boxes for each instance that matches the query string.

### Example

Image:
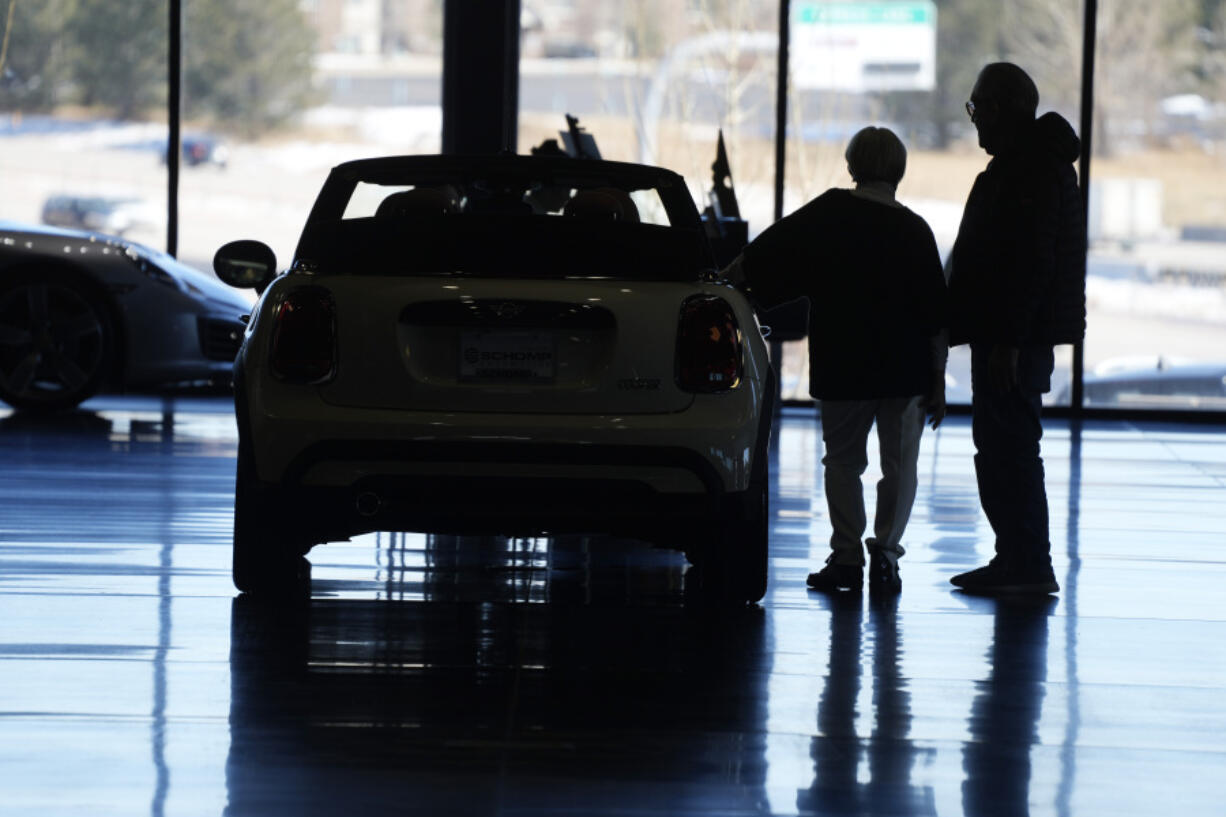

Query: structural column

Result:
[442,0,521,155]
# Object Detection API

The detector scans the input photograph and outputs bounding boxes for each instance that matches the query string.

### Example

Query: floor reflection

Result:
[1058,421,1082,817]
[798,594,936,816]
[0,407,115,435]
[226,534,773,816]
[2,402,1222,816]
[961,596,1057,817]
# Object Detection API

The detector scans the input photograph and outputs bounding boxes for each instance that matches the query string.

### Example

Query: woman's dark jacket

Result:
[740,188,946,401]
[948,112,1087,348]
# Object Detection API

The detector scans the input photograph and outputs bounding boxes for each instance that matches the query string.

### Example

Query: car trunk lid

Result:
[317,276,699,415]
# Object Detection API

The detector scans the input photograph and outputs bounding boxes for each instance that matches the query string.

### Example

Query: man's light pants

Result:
[820,396,925,567]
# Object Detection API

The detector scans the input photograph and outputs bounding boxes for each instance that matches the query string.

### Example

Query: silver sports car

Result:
[215,154,774,604]
[0,221,252,412]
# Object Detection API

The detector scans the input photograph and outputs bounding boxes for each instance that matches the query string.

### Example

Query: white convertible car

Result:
[214,154,773,602]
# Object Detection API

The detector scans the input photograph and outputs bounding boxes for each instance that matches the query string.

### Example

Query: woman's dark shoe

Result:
[868,548,902,595]
[806,556,862,592]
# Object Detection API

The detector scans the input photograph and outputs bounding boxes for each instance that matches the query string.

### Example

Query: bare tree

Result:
[618,0,780,216]
[1004,0,1199,155]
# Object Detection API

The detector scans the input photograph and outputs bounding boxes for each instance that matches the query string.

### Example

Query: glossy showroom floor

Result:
[1,397,1224,816]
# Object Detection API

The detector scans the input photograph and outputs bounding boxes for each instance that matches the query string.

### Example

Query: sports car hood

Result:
[0,220,253,312]
[132,243,255,311]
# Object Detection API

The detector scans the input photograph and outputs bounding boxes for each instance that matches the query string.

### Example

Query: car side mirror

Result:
[214,240,277,294]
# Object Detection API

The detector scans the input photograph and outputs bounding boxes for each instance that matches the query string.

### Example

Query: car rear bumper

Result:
[260,452,753,544]
[248,372,761,475]
[240,371,768,540]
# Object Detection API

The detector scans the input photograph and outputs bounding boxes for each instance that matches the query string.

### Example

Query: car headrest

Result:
[376,188,457,220]
[563,188,640,222]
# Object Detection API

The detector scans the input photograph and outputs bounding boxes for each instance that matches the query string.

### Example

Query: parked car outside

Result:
[161,134,230,169]
[41,194,163,237]
[1053,355,1226,409]
[214,153,774,603]
[0,221,252,412]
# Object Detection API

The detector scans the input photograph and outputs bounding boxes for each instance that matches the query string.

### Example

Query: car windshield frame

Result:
[291,155,714,282]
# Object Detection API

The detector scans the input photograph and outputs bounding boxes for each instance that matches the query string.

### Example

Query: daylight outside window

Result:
[178,0,444,274]
[776,0,1080,404]
[517,1,783,251]
[1081,0,1226,411]
[4,0,1226,414]
[0,1,443,281]
[0,2,169,250]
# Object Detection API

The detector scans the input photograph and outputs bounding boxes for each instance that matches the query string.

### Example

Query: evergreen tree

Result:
[67,0,167,120]
[2,0,318,135]
[184,0,320,136]
[0,0,78,111]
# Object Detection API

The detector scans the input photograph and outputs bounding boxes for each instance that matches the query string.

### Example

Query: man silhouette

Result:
[948,63,1087,594]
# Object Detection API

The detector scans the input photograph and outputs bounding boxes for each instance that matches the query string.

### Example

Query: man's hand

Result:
[988,345,1020,393]
[924,371,947,429]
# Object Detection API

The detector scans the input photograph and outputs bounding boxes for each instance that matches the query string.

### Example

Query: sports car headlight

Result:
[675,294,743,393]
[270,287,337,384]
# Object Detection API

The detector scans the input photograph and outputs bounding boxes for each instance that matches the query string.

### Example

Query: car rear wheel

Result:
[737,477,769,602]
[694,369,774,606]
[0,272,114,412]
[233,441,311,596]
[695,478,768,606]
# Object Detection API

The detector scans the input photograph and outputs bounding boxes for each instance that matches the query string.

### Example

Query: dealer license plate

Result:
[459,330,556,382]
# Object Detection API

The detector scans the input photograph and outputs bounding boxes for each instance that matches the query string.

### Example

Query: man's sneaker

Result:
[950,557,1059,595]
[806,556,862,592]
[867,547,902,595]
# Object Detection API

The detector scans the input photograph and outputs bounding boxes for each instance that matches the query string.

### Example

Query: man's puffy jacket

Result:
[948,111,1087,348]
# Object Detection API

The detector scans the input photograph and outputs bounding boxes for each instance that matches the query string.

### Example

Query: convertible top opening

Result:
[324,213,711,281]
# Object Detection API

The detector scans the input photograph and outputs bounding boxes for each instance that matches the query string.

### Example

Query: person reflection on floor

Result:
[798,595,936,815]
[962,597,1056,817]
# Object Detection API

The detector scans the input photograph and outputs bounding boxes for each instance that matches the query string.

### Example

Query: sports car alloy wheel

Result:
[0,275,113,412]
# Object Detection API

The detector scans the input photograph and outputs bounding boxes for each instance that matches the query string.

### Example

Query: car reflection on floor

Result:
[226,577,772,816]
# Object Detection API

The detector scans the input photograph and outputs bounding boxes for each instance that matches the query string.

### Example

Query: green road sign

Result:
[796,2,936,26]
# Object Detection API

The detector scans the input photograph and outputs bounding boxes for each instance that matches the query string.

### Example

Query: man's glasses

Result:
[965,100,977,121]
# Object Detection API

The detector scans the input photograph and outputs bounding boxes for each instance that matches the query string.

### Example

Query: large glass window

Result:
[6,0,1225,416]
[1082,0,1226,410]
[177,0,444,273]
[778,1,1083,404]
[517,0,782,237]
[0,1,169,247]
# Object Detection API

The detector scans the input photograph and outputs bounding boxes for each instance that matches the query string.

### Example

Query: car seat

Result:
[376,187,457,221]
[563,188,639,222]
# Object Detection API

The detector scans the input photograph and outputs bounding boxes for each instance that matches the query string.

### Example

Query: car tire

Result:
[232,440,311,596]
[690,368,774,606]
[737,476,769,602]
[0,270,114,412]
[740,367,776,603]
[697,477,768,606]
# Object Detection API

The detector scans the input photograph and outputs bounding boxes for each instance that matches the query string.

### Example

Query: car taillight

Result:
[675,294,743,392]
[270,287,336,383]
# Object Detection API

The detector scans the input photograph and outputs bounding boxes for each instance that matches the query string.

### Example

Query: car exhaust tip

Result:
[355,491,382,517]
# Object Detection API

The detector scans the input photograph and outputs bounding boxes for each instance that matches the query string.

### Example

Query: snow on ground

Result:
[1087,273,1226,324]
